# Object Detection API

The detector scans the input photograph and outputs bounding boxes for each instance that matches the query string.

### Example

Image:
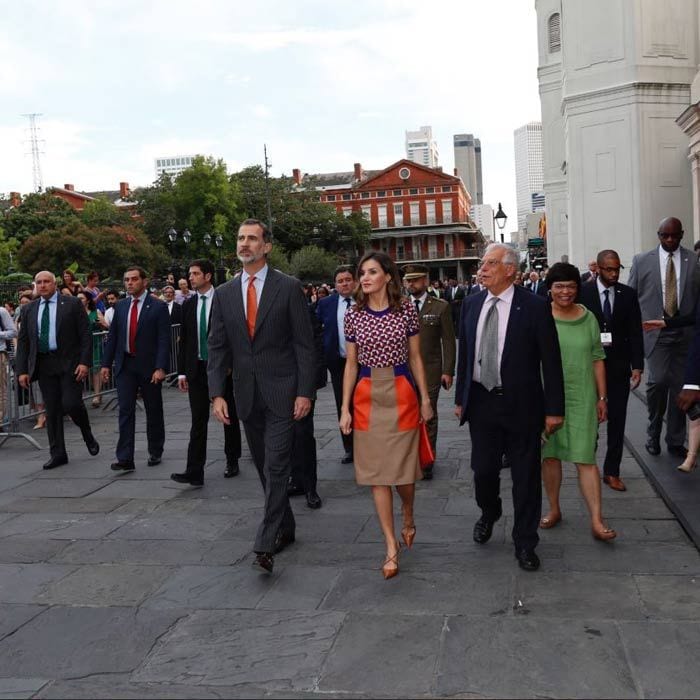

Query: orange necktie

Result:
[246,276,257,338]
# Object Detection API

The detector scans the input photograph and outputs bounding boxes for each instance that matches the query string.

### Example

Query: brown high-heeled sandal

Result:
[401,525,416,549]
[382,543,400,580]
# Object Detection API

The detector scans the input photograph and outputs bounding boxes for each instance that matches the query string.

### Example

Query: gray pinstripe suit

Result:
[207,267,316,553]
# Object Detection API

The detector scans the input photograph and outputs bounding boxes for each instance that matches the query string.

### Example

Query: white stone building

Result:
[514,122,545,233]
[405,126,439,169]
[471,203,495,241]
[536,0,699,270]
[454,134,483,204]
[154,155,195,179]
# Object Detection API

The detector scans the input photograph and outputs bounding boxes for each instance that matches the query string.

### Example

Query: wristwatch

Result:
[598,396,608,402]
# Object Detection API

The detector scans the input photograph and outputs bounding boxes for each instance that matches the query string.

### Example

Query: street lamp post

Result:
[214,234,225,286]
[167,227,180,281]
[493,202,508,244]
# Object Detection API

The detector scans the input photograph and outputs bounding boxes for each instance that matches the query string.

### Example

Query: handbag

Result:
[419,421,435,469]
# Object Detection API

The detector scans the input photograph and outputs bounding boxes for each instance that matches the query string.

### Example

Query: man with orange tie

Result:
[208,219,316,574]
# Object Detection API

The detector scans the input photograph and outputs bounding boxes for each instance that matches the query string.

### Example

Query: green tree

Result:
[0,225,20,275]
[17,221,160,279]
[81,198,133,228]
[288,245,339,283]
[3,192,79,244]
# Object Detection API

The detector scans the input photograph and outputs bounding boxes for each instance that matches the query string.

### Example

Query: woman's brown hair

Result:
[354,251,404,312]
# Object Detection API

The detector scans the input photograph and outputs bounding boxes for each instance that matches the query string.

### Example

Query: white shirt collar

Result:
[486,284,515,304]
[196,285,215,300]
[412,292,429,305]
[596,277,613,295]
[131,289,148,304]
[242,264,269,285]
[658,244,680,261]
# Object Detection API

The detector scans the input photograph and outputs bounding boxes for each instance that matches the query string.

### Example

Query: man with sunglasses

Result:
[580,250,644,490]
[628,218,700,458]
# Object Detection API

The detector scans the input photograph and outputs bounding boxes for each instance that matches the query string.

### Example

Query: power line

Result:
[22,113,44,192]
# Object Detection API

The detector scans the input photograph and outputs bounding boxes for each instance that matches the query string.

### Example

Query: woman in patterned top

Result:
[340,251,433,579]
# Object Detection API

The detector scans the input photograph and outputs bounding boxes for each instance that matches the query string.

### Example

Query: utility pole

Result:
[22,113,44,192]
[264,144,273,234]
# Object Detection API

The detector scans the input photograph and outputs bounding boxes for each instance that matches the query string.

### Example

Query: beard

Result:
[237,250,265,265]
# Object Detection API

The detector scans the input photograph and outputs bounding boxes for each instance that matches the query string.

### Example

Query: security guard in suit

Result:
[403,264,456,479]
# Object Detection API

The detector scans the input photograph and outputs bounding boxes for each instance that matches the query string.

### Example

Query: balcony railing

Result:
[393,247,481,262]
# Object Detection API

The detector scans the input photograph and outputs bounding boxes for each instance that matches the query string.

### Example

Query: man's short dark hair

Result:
[105,289,119,298]
[124,266,148,279]
[240,218,272,243]
[188,258,215,278]
[334,264,356,281]
[596,249,620,265]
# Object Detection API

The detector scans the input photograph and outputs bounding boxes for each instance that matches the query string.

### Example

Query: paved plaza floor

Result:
[0,382,699,699]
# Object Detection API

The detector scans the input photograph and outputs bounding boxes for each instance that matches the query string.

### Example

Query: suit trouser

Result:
[115,356,165,463]
[186,367,241,480]
[242,386,296,553]
[425,383,441,458]
[603,367,630,477]
[646,333,688,447]
[329,360,353,454]
[37,354,92,459]
[290,400,317,494]
[467,382,541,551]
[0,353,7,424]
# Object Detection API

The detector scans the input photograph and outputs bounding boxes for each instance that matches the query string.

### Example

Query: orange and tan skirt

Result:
[352,364,422,486]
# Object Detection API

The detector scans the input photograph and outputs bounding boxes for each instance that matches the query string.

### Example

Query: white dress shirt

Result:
[658,244,682,309]
[411,292,428,314]
[336,294,355,359]
[241,264,268,316]
[195,286,215,360]
[124,289,149,353]
[104,307,115,327]
[596,278,615,314]
[473,284,515,384]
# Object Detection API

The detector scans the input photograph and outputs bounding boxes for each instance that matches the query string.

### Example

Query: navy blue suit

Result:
[455,285,564,551]
[684,301,700,386]
[102,295,170,464]
[317,293,353,454]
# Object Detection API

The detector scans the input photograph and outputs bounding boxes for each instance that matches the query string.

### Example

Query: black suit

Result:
[102,294,170,464]
[580,282,644,476]
[168,301,183,326]
[177,292,241,481]
[529,280,548,297]
[15,294,94,460]
[456,286,565,551]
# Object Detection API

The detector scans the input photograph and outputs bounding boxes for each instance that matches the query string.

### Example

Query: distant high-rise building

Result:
[470,203,494,241]
[405,126,439,169]
[155,155,195,179]
[454,134,483,204]
[513,122,544,232]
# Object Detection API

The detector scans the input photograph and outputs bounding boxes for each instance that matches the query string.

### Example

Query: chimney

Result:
[9,192,21,207]
[64,183,74,191]
[436,166,443,173]
[292,168,302,186]
[353,162,363,181]
[454,168,458,176]
[119,181,130,199]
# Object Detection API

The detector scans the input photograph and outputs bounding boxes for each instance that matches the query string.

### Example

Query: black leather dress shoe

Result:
[85,436,100,456]
[422,464,434,480]
[287,483,305,497]
[252,552,274,574]
[224,461,239,478]
[515,548,540,572]
[341,451,353,464]
[668,445,688,459]
[306,491,322,509]
[43,455,68,470]
[170,472,204,486]
[111,461,135,472]
[645,439,661,456]
[274,530,296,554]
[473,515,499,544]
[147,454,162,466]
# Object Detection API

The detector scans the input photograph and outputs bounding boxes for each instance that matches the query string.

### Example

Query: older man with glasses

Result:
[629,217,700,458]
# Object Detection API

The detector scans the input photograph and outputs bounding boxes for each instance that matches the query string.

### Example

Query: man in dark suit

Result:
[208,218,316,574]
[455,244,565,572]
[171,259,241,486]
[404,263,456,480]
[16,271,99,469]
[468,271,485,296]
[628,217,700,458]
[444,278,466,335]
[316,265,357,463]
[101,266,170,471]
[581,260,598,285]
[162,285,183,326]
[527,271,548,297]
[579,250,644,491]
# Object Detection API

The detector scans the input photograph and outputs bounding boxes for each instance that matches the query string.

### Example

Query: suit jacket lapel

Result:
[55,295,66,336]
[650,248,662,303]
[500,289,522,369]
[254,270,281,335]
[679,247,690,305]
[229,277,247,335]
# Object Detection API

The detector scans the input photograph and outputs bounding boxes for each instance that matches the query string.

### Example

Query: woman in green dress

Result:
[77,292,108,407]
[540,263,617,541]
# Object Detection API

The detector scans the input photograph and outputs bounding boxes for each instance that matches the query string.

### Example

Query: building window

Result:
[343,207,352,218]
[361,192,370,199]
[342,193,351,201]
[377,190,386,197]
[409,188,418,195]
[327,195,335,201]
[441,185,451,192]
[426,186,434,194]
[361,205,371,221]
[393,189,402,196]
[393,203,404,226]
[406,237,413,258]
[444,234,453,257]
[428,236,437,258]
[397,240,405,260]
[442,199,453,224]
[426,201,436,225]
[409,202,419,225]
[377,204,388,228]
[548,13,561,53]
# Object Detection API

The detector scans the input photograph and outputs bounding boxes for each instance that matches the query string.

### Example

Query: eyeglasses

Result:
[658,232,683,240]
[480,259,503,268]
[550,282,578,292]
[598,266,622,273]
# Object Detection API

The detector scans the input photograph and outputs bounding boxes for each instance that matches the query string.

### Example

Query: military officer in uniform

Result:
[403,264,456,479]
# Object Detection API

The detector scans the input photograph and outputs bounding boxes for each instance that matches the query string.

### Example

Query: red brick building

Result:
[50,182,137,214]
[294,159,485,280]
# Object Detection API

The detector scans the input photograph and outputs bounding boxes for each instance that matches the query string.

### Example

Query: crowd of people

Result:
[3,215,700,578]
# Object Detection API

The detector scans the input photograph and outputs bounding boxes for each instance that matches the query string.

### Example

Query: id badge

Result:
[600,332,613,347]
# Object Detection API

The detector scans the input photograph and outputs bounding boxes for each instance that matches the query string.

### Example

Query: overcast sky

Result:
[1,0,540,234]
